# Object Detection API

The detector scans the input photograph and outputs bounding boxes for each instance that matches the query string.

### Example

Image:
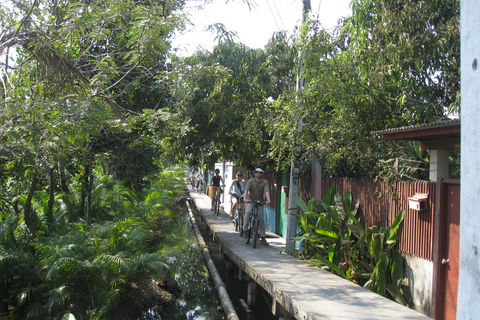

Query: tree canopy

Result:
[165,0,459,178]
[0,0,461,317]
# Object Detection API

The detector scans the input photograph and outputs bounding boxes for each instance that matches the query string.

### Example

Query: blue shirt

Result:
[232,180,244,196]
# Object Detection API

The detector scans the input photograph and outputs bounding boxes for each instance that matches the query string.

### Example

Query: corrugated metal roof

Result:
[372,118,460,135]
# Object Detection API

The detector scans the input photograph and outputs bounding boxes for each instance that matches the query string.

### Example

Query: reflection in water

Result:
[140,244,224,320]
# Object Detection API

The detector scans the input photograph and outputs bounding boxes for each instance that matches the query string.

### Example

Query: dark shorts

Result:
[231,194,243,202]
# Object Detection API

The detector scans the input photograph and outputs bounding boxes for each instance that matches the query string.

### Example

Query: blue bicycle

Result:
[244,200,264,248]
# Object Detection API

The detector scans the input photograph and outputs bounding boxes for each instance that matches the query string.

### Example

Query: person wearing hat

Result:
[243,168,271,245]
[228,171,245,219]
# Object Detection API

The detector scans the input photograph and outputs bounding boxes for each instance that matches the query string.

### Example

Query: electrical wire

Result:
[266,0,284,31]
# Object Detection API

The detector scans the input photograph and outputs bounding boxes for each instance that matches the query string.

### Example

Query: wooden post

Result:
[272,300,293,319]
[247,280,257,307]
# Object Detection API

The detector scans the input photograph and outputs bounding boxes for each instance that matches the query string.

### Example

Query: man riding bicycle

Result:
[243,168,271,245]
[228,171,245,219]
[209,168,225,211]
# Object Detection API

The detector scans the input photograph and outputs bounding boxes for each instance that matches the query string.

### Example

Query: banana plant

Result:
[293,186,360,273]
[292,186,338,258]
[293,188,412,306]
[361,210,411,306]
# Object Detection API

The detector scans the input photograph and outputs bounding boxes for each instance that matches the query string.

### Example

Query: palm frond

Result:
[2,31,90,86]
[95,253,131,273]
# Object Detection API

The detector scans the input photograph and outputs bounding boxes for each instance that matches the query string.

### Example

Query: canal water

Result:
[140,205,278,320]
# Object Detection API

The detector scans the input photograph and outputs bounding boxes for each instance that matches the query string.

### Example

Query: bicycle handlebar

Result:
[245,200,265,205]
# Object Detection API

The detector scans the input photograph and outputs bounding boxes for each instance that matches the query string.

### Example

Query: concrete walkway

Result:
[188,188,432,320]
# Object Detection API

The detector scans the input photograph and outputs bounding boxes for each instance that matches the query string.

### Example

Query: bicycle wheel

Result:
[244,218,251,244]
[251,217,259,248]
[234,209,238,231]
[214,198,219,215]
[238,209,243,236]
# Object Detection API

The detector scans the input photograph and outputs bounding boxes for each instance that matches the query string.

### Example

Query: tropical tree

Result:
[1,0,187,218]
[1,0,191,318]
[267,0,460,179]
[167,26,297,169]
[350,0,460,116]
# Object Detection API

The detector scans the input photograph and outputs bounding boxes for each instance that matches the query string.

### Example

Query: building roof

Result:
[372,118,460,150]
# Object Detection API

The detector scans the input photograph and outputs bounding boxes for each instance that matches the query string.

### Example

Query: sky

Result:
[170,0,353,56]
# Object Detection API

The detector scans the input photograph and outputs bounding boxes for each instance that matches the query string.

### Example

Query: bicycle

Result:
[230,194,244,236]
[212,186,223,216]
[244,200,265,248]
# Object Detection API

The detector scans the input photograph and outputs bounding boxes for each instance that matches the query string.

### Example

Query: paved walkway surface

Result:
[188,188,432,320]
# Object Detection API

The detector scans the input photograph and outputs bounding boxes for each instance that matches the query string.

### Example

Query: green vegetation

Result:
[1,0,460,317]
[165,0,460,178]
[293,187,412,306]
[1,166,188,319]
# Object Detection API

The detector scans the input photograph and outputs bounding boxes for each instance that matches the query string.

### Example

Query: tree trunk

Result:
[80,161,92,222]
[46,167,55,226]
[58,161,71,194]
[10,200,20,246]
[24,173,38,237]
[87,166,93,223]
[79,171,86,219]
[58,161,75,222]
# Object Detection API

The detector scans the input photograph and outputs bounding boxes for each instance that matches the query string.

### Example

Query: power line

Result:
[317,0,323,16]
[267,0,285,31]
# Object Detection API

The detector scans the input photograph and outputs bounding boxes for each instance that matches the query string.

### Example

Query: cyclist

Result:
[228,171,245,219]
[243,168,271,245]
[209,168,225,211]
[189,169,196,188]
[195,170,204,192]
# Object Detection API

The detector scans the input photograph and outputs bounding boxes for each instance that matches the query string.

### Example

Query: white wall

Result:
[404,254,433,316]
[214,162,234,214]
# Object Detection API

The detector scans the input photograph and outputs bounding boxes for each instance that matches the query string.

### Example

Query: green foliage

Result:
[293,187,412,306]
[0,166,187,319]
[167,31,296,169]
[0,0,199,318]
[350,0,460,114]
[1,0,460,313]
[267,3,459,179]
[91,110,184,191]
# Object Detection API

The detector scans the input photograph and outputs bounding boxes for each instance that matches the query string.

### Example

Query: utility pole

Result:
[457,0,480,318]
[286,0,311,252]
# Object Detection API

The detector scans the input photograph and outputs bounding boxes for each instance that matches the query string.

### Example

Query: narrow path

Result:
[188,187,432,320]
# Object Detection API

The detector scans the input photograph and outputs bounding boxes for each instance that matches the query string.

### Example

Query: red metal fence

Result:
[261,171,436,261]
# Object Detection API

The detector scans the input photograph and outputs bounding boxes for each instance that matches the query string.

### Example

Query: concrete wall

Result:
[404,254,433,316]
[214,162,234,214]
[458,0,480,317]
